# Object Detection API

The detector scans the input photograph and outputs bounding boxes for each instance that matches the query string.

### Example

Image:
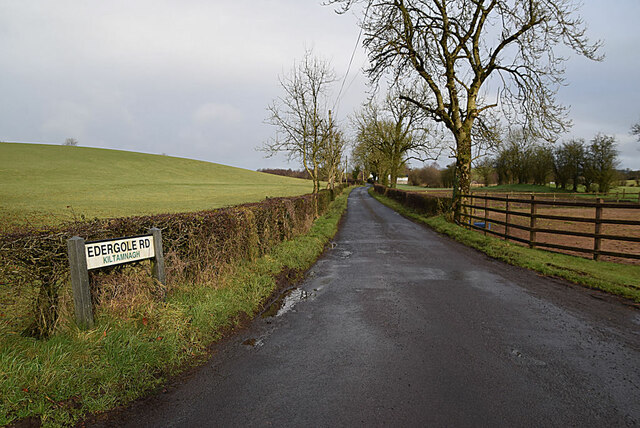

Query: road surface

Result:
[95,186,640,427]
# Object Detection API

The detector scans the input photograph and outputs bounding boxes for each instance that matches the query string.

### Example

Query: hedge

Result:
[372,184,452,216]
[0,185,346,338]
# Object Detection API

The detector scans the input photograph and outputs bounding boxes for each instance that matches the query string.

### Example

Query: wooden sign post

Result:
[66,228,165,329]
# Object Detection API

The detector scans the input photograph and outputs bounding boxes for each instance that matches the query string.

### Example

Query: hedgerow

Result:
[0,186,346,338]
[372,184,452,215]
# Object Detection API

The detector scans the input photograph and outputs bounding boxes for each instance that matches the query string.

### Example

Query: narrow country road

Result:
[95,187,640,427]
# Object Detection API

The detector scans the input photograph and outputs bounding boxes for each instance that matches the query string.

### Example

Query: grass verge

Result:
[0,188,353,427]
[369,188,640,304]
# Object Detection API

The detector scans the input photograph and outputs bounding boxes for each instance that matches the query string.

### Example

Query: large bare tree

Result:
[263,49,335,193]
[328,0,601,213]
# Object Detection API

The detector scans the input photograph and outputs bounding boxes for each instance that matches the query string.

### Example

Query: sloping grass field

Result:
[0,142,314,230]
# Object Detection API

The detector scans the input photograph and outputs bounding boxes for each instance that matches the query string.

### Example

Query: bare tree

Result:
[328,0,601,214]
[63,138,78,146]
[472,157,494,187]
[263,49,335,193]
[322,116,348,190]
[584,133,619,194]
[353,91,440,187]
[632,120,640,142]
[553,139,585,191]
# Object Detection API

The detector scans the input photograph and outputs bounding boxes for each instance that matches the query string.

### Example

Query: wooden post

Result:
[593,198,603,261]
[505,195,510,241]
[148,227,166,286]
[484,193,489,235]
[529,195,537,249]
[67,236,94,329]
[622,188,626,201]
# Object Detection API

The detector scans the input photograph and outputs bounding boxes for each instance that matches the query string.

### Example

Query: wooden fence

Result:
[457,193,640,263]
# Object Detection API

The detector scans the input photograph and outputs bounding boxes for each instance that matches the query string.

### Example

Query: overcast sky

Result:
[1,1,638,170]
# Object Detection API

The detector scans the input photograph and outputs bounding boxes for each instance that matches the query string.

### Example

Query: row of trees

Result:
[407,162,456,188]
[326,0,601,215]
[350,91,439,187]
[257,168,310,180]
[492,132,620,193]
[265,1,602,216]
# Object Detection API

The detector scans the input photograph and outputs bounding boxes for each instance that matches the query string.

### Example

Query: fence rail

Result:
[457,193,640,262]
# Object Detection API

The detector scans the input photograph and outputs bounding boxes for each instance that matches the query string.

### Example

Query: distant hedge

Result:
[373,184,452,216]
[0,186,346,338]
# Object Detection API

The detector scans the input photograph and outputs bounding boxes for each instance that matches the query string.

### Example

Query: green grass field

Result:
[0,143,314,230]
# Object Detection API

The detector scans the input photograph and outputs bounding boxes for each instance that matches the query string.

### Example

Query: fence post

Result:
[67,236,95,329]
[593,198,603,261]
[484,193,489,236]
[505,195,510,241]
[148,227,166,286]
[529,195,537,249]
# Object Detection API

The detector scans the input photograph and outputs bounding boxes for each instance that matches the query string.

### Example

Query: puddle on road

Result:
[242,337,264,348]
[261,288,308,318]
[510,348,547,367]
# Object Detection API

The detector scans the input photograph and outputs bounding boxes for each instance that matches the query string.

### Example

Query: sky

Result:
[1,1,639,171]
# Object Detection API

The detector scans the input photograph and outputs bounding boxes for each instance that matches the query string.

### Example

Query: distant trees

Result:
[63,138,78,146]
[553,139,585,191]
[586,134,619,193]
[491,131,620,193]
[553,135,619,193]
[494,129,552,186]
[257,169,310,180]
[262,49,338,193]
[353,91,438,188]
[408,162,442,187]
[473,158,495,187]
[632,120,640,142]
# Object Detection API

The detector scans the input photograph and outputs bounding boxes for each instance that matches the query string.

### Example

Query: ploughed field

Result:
[469,196,640,265]
[0,143,314,231]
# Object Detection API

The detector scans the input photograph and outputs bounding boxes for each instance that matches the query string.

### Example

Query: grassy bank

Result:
[369,189,640,303]
[0,143,315,230]
[0,188,353,427]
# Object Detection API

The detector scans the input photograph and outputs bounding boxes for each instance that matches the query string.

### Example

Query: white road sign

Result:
[85,235,155,270]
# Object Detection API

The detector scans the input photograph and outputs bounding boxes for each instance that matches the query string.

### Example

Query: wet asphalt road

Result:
[97,187,640,427]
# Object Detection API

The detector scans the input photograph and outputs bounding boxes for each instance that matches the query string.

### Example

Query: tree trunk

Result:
[453,134,472,222]
[313,163,319,194]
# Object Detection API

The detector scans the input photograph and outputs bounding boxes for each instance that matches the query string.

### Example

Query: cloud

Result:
[0,1,637,170]
[193,103,243,125]
[41,101,91,142]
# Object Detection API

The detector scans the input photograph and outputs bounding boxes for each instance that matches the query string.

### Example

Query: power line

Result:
[333,1,371,115]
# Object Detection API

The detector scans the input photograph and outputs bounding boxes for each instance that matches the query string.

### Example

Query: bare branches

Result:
[353,89,441,187]
[328,0,600,210]
[632,120,640,142]
[262,49,336,193]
